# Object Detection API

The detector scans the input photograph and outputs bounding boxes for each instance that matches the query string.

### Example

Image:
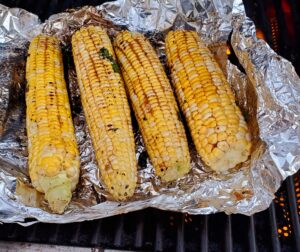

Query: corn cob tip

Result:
[209,141,251,172]
[39,173,72,214]
[105,173,136,200]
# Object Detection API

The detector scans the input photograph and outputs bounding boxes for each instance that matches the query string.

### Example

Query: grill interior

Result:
[0,0,300,251]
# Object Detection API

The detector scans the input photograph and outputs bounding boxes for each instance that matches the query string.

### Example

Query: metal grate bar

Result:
[7,225,18,239]
[49,225,61,244]
[27,224,38,242]
[176,214,185,252]
[154,214,163,252]
[91,219,102,246]
[134,212,144,248]
[286,176,300,251]
[268,202,281,252]
[70,223,81,244]
[114,215,124,247]
[200,215,208,252]
[225,215,233,252]
[248,216,257,252]
[0,242,99,251]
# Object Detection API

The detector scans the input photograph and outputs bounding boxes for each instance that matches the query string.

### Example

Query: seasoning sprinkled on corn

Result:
[72,26,137,200]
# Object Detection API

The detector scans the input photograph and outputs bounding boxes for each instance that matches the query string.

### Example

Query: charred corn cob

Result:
[26,35,80,214]
[114,31,190,181]
[165,30,251,171]
[72,26,137,200]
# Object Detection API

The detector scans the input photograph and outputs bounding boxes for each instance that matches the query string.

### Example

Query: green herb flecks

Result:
[99,47,120,74]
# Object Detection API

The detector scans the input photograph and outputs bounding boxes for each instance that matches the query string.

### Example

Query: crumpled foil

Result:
[0,0,300,225]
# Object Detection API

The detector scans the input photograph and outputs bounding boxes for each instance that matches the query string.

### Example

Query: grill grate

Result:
[1,194,300,251]
[0,0,300,251]
[1,177,300,252]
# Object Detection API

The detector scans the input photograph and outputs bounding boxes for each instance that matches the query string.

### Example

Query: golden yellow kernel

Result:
[208,133,218,144]
[205,144,213,154]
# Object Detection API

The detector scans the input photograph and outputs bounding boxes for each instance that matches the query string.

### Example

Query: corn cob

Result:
[26,35,80,214]
[72,26,137,200]
[114,31,190,181]
[165,30,251,172]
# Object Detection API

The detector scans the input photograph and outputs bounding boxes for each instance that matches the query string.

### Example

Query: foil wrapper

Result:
[0,0,300,224]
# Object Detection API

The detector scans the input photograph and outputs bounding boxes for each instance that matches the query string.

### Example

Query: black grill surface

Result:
[1,177,300,252]
[0,0,300,251]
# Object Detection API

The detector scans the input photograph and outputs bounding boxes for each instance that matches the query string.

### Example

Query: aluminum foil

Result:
[0,0,300,224]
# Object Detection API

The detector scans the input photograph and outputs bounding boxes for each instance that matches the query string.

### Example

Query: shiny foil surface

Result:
[0,0,299,224]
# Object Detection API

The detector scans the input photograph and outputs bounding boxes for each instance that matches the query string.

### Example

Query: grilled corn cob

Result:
[26,35,80,214]
[72,26,137,200]
[114,31,190,181]
[165,30,251,171]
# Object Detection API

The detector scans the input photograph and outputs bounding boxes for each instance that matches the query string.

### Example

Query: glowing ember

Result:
[256,28,265,40]
[266,4,279,51]
[226,47,231,55]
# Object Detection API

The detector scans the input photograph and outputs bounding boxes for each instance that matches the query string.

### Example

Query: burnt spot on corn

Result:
[106,124,119,132]
[108,128,119,132]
